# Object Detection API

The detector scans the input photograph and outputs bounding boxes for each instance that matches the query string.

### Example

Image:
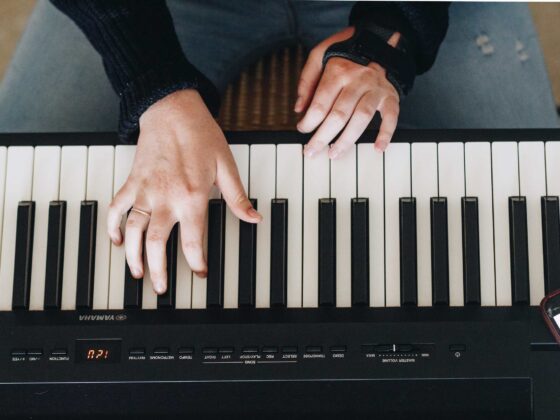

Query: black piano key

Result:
[158,224,179,308]
[509,197,530,305]
[270,199,288,307]
[542,196,560,294]
[430,197,449,306]
[12,201,35,310]
[123,263,142,309]
[351,198,369,306]
[76,201,97,309]
[44,201,66,310]
[238,199,257,307]
[399,197,417,306]
[206,200,226,308]
[461,197,481,305]
[319,198,336,307]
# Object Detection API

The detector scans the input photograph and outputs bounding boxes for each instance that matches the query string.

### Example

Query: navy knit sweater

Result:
[50,1,449,143]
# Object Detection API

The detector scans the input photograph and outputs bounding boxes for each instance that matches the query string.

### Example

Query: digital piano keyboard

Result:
[0,130,560,419]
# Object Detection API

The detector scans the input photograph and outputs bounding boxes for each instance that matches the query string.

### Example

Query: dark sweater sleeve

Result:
[349,2,450,75]
[50,0,219,143]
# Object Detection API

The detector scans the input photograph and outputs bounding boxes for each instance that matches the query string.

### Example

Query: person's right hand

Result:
[107,89,262,294]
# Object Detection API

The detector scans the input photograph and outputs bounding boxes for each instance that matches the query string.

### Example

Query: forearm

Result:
[50,0,219,142]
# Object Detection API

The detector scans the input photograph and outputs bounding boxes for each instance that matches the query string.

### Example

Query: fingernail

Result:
[329,148,339,160]
[294,97,302,112]
[303,146,315,157]
[155,281,166,294]
[131,267,142,278]
[248,207,261,220]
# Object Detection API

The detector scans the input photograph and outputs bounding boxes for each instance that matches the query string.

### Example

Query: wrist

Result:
[140,89,205,128]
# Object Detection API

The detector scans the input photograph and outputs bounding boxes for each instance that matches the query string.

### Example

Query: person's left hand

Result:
[295,27,401,158]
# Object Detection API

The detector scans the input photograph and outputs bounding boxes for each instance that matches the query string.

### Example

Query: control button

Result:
[374,344,394,353]
[281,346,298,354]
[27,349,43,357]
[202,347,218,355]
[305,346,323,354]
[242,346,259,354]
[396,344,414,353]
[330,346,347,354]
[449,344,466,352]
[262,346,278,354]
[129,348,146,357]
[50,348,68,357]
[219,347,234,355]
[11,349,26,358]
[153,347,170,356]
[178,347,194,355]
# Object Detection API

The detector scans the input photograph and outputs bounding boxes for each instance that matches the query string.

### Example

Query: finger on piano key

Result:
[357,144,384,308]
[76,201,97,309]
[224,145,249,309]
[192,187,221,309]
[59,146,88,310]
[385,143,411,307]
[158,224,178,309]
[238,198,258,308]
[492,142,518,306]
[351,198,369,306]
[331,145,355,308]
[29,146,61,311]
[399,197,417,306]
[518,142,546,305]
[509,197,530,305]
[276,145,303,308]
[12,201,35,310]
[206,200,226,308]
[270,199,288,307]
[250,145,275,309]
[123,263,142,309]
[141,254,157,310]
[461,197,481,305]
[108,145,136,310]
[86,146,115,310]
[430,198,449,305]
[0,147,34,311]
[303,147,329,308]
[175,228,192,309]
[438,142,465,307]
[465,142,495,306]
[411,143,437,307]
[541,197,560,294]
[318,198,336,307]
[44,201,66,310]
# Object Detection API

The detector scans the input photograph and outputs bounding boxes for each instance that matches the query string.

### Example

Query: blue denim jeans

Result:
[0,0,557,133]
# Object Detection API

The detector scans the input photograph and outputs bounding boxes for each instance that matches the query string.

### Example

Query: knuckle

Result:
[146,231,166,246]
[329,107,349,124]
[309,101,328,116]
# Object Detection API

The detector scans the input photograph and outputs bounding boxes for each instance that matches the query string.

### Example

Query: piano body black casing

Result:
[0,130,559,420]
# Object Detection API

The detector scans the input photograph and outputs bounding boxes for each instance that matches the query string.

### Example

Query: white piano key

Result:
[492,142,519,306]
[330,146,356,308]
[277,144,303,308]
[175,228,192,309]
[86,146,115,310]
[411,143,437,307]
[59,147,88,310]
[438,143,465,307]
[224,145,249,309]
[384,143,411,307]
[191,186,221,309]
[519,142,546,305]
[546,142,560,195]
[141,255,157,309]
[29,147,61,311]
[108,145,136,310]
[0,147,34,311]
[357,143,384,308]
[249,145,276,308]
[303,148,330,308]
[0,148,7,265]
[465,142,495,306]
